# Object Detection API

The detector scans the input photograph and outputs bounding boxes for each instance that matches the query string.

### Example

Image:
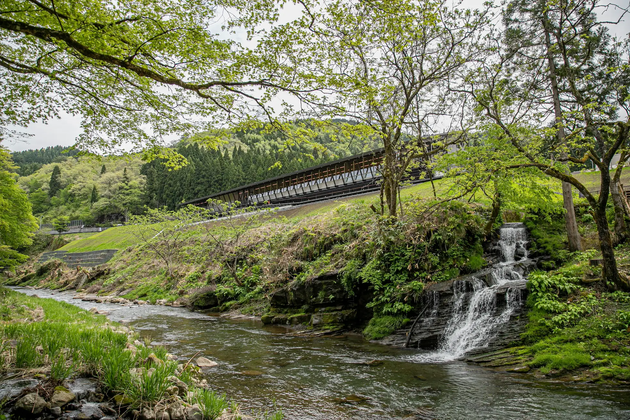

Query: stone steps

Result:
[38,250,118,268]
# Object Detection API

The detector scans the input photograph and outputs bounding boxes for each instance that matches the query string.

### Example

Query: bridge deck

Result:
[182,142,439,208]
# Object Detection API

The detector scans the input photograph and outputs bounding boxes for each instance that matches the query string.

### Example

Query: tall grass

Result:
[50,354,75,382]
[0,287,283,418]
[15,336,42,368]
[189,388,231,420]
[126,363,178,408]
[101,350,135,392]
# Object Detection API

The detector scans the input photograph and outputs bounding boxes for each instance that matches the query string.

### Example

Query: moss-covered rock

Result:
[289,313,311,325]
[189,288,219,310]
[261,313,275,325]
[311,309,357,328]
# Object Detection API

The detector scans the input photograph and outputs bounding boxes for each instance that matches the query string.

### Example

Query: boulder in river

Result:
[50,386,76,407]
[240,370,264,376]
[14,392,47,414]
[196,357,218,368]
[189,288,220,310]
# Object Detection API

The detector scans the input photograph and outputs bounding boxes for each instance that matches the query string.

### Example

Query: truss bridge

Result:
[182,145,441,209]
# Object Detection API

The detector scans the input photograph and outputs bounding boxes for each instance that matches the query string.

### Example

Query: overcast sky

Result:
[4,0,629,153]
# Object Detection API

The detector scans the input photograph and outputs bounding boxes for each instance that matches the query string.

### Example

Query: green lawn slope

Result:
[59,225,145,252]
[55,167,629,255]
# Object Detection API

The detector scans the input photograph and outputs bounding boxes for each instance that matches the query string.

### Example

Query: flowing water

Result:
[416,223,531,362]
[11,287,630,420]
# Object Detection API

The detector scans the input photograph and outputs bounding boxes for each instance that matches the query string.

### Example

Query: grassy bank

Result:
[0,287,282,419]
[520,249,630,382]
[58,225,146,253]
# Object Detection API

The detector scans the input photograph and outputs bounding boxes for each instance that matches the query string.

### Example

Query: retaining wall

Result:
[38,249,118,268]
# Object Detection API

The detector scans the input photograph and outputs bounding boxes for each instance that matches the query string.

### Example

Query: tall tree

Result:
[269,0,489,216]
[122,168,130,185]
[48,165,61,198]
[52,216,69,236]
[0,141,37,267]
[464,0,630,290]
[504,0,585,250]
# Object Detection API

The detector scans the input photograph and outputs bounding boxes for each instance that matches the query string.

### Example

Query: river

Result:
[11,287,630,420]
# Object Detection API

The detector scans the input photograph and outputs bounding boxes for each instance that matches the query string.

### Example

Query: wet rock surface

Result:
[262,272,371,330]
[381,224,534,355]
[50,387,76,408]
[61,402,104,419]
[66,378,98,402]
[0,378,39,401]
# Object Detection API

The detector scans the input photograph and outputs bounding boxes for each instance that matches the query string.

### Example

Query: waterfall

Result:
[415,223,529,362]
[498,223,528,263]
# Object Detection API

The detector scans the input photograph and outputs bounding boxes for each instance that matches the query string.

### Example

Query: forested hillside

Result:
[17,156,145,225]
[144,122,378,209]
[14,121,380,223]
[10,145,79,176]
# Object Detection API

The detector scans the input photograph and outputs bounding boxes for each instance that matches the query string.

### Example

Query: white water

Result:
[417,224,529,362]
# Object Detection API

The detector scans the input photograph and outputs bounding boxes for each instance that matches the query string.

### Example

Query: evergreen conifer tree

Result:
[48,165,62,198]
[90,185,99,208]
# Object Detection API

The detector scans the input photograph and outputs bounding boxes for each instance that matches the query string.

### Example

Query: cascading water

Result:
[416,223,530,362]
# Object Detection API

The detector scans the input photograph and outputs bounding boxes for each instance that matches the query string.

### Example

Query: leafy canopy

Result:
[263,0,490,216]
[0,0,302,159]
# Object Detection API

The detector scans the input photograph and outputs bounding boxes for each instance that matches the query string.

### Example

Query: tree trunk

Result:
[562,181,582,251]
[484,203,501,237]
[542,12,582,252]
[383,139,398,218]
[610,179,629,245]
[594,207,630,291]
[386,177,398,218]
[610,152,630,244]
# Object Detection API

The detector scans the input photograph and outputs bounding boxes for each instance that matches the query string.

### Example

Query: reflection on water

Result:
[12,288,630,420]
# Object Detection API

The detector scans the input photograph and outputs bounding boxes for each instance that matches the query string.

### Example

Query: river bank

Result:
[0,287,283,420]
[5,286,630,420]
[3,195,630,387]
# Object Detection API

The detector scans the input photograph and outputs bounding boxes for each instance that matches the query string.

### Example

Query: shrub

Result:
[363,316,410,340]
